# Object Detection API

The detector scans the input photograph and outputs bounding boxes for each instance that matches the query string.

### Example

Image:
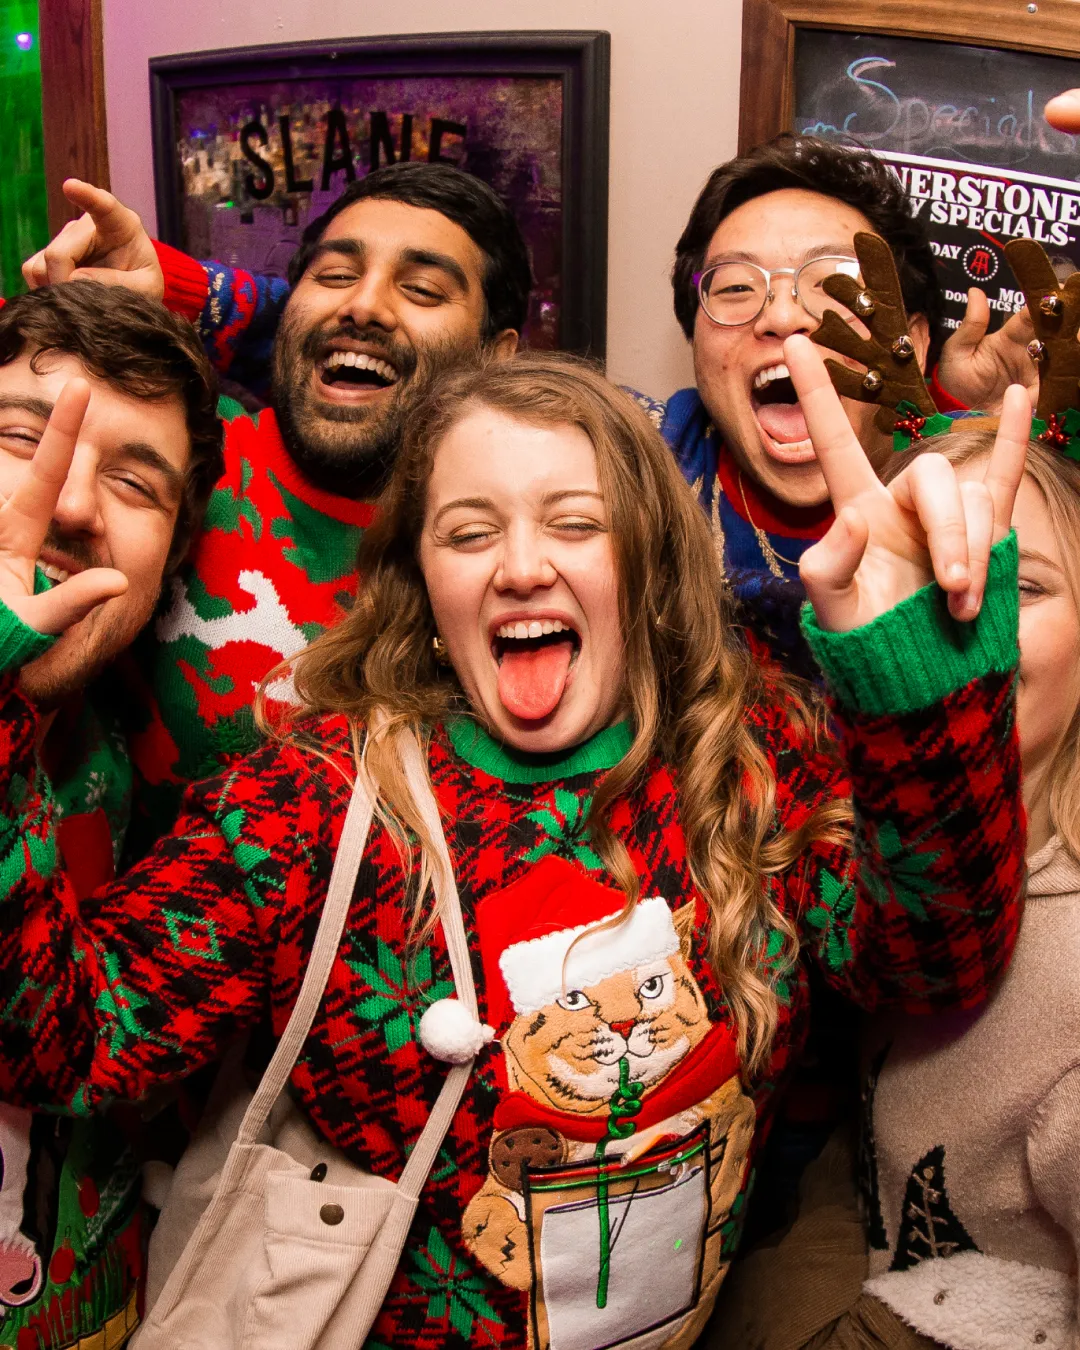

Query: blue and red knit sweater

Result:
[0,534,1024,1349]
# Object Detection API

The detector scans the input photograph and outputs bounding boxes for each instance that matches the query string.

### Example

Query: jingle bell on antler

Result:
[811,231,952,447]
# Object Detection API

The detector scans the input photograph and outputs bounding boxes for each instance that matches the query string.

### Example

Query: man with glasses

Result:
[637,134,1038,1255]
[637,135,1030,672]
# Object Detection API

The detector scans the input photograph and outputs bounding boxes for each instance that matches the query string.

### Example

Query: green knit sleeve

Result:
[0,572,57,675]
[801,531,1019,717]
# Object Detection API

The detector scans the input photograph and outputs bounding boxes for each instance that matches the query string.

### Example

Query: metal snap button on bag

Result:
[134,717,480,1350]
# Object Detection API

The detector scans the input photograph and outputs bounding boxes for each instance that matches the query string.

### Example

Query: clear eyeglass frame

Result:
[692,255,863,328]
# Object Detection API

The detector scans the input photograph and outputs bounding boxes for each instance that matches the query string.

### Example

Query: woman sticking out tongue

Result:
[421,406,621,749]
[495,628,576,721]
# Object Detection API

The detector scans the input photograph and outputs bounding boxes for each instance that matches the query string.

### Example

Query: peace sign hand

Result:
[0,381,127,636]
[787,335,1029,634]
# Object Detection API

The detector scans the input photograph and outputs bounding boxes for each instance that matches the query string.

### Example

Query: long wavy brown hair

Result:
[273,353,849,1074]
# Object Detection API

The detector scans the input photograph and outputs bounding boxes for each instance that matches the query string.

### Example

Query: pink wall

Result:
[101,0,745,398]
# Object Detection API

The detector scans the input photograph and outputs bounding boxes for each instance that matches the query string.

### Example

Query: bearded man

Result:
[28,164,532,835]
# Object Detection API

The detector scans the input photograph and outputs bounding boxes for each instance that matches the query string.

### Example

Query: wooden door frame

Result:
[40,0,110,233]
[740,0,1080,153]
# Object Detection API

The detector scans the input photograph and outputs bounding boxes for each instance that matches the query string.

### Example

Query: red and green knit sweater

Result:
[124,396,373,844]
[0,539,1024,1349]
[0,638,143,1350]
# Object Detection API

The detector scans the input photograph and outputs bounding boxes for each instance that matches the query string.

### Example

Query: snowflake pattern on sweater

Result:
[0,550,1026,1347]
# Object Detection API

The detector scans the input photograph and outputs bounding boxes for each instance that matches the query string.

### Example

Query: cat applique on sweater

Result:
[463,858,755,1350]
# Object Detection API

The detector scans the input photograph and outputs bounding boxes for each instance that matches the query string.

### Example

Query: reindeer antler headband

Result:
[1003,238,1080,462]
[811,231,954,451]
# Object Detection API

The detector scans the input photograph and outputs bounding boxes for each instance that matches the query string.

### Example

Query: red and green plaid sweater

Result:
[0,539,1024,1350]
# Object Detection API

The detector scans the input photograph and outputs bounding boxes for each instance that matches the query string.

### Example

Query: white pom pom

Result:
[419,998,495,1064]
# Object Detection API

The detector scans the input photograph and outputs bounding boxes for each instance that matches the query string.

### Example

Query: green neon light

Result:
[0,0,48,295]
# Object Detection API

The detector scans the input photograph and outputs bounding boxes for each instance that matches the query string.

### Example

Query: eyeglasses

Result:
[693,255,864,328]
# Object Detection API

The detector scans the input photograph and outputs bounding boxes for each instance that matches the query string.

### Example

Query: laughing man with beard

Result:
[27,164,531,836]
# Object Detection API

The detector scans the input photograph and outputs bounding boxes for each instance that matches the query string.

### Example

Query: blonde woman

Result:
[708,432,1080,1350]
[0,343,1029,1348]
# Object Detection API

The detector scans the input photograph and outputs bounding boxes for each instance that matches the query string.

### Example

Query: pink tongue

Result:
[497,638,575,720]
[756,401,809,443]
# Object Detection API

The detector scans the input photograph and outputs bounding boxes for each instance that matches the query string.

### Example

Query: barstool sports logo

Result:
[876,150,1080,332]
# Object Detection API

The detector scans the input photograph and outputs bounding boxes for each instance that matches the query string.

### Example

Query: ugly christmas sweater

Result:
[0,653,143,1350]
[0,538,1024,1350]
[123,393,374,847]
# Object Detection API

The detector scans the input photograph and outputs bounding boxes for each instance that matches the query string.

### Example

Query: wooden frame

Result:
[739,0,1080,153]
[40,0,110,232]
[149,31,610,359]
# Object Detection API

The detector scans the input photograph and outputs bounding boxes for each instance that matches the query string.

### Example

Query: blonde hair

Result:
[890,428,1080,862]
[268,353,848,1075]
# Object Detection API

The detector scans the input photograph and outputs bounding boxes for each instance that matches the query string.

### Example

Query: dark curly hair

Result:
[672,134,944,367]
[0,281,223,569]
[287,161,533,340]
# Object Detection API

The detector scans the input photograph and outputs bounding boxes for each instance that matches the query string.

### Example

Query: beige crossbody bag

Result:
[135,724,479,1350]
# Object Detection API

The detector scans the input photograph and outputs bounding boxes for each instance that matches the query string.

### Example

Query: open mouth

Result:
[36,553,85,585]
[316,349,400,395]
[491,617,581,721]
[750,363,815,464]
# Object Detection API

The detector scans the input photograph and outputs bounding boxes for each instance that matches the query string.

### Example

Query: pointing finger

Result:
[784,334,881,508]
[983,384,1031,540]
[62,180,142,246]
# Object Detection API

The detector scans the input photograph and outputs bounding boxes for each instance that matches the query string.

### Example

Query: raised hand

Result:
[937,289,1038,411]
[0,381,127,635]
[786,334,1028,633]
[21,180,164,299]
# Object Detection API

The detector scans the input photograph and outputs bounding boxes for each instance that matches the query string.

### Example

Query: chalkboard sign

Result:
[740,0,1080,335]
[794,32,1080,332]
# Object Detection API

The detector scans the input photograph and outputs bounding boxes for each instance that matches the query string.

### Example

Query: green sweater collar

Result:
[446,718,632,783]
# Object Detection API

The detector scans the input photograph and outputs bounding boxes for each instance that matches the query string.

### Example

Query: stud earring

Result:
[432,634,451,667]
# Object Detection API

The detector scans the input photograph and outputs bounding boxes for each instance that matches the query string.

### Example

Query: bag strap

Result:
[238,745,380,1144]
[237,720,481,1194]
[394,729,478,1198]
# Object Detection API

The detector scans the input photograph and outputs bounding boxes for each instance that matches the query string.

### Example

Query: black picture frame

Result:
[149,30,610,359]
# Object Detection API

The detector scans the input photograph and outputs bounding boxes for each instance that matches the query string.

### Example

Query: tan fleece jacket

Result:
[863,836,1080,1350]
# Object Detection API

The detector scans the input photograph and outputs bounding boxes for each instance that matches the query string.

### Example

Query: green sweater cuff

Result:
[801,531,1019,717]
[0,572,57,674]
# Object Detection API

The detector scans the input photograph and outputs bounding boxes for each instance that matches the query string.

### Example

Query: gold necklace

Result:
[736,469,802,577]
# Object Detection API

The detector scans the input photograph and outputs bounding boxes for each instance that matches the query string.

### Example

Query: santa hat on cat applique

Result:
[474,854,681,1036]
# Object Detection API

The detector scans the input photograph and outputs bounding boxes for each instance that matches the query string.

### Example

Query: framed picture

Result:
[739,0,1080,334]
[150,31,610,357]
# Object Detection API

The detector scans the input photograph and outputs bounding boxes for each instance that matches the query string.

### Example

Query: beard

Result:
[270,313,478,498]
[19,529,159,710]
